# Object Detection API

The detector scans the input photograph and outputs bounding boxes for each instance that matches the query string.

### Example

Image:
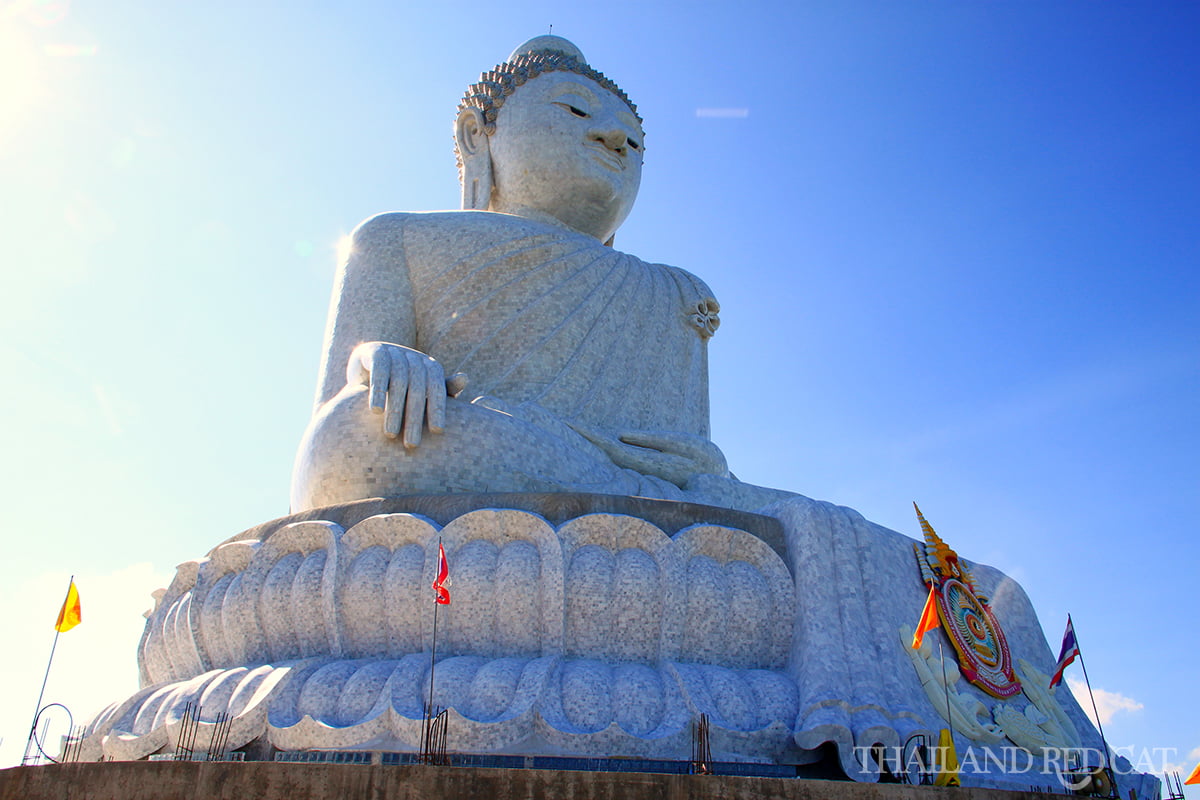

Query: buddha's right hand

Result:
[570,426,729,488]
[345,342,468,448]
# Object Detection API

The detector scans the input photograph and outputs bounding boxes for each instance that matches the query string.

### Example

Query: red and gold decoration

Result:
[912,504,1021,699]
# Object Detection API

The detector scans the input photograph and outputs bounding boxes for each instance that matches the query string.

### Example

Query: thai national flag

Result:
[1049,615,1080,688]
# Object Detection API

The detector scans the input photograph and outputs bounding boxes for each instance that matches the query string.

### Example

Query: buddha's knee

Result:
[289,386,617,510]
[291,385,470,509]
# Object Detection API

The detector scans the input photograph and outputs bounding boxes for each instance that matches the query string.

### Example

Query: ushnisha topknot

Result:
[457,37,642,136]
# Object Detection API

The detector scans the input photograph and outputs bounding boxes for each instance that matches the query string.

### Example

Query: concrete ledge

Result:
[219,492,787,561]
[0,762,1072,800]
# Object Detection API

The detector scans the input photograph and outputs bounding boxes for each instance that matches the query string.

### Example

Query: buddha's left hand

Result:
[571,427,729,488]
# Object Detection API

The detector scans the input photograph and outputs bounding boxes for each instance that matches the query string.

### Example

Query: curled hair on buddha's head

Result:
[457,38,640,135]
[453,35,642,190]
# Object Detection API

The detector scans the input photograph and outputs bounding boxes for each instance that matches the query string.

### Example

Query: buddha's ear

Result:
[456,106,493,211]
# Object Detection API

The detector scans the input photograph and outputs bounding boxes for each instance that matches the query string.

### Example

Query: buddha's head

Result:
[455,36,645,244]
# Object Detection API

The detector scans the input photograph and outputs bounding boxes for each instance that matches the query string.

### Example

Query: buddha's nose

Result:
[591,126,628,155]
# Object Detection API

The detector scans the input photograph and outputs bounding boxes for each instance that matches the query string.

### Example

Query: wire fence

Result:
[272,749,800,778]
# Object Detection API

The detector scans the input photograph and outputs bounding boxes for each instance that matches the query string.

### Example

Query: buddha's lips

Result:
[586,144,625,171]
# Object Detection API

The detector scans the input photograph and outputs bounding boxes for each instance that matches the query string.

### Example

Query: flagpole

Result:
[423,539,442,759]
[938,640,956,765]
[23,576,74,765]
[427,588,440,710]
[1072,619,1114,780]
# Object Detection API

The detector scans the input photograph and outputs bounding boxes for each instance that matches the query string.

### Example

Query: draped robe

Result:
[408,213,715,437]
[292,211,730,508]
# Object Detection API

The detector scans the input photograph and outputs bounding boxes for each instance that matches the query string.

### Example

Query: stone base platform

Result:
[0,762,1076,800]
[83,493,803,765]
[72,492,1156,796]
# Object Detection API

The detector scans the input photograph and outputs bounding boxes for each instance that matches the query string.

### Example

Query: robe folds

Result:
[404,213,717,438]
[295,212,730,507]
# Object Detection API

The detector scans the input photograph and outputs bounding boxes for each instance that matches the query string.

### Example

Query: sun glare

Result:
[0,19,45,143]
[335,234,354,267]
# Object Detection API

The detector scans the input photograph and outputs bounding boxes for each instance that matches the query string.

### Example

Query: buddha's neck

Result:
[489,203,609,242]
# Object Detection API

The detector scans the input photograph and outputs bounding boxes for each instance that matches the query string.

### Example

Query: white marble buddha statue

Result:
[90,38,1151,794]
[291,35,754,512]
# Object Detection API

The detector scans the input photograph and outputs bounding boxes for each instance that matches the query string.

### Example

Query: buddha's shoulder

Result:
[350,212,714,296]
[352,210,576,244]
[655,260,716,303]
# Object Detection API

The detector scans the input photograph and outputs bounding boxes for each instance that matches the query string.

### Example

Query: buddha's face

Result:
[486,72,644,242]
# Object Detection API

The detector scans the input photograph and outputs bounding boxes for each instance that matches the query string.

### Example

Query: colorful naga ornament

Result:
[912,503,1021,698]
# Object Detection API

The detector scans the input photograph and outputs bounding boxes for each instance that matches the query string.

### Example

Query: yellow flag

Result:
[934,728,961,787]
[911,582,939,649]
[1185,761,1200,785]
[54,580,81,632]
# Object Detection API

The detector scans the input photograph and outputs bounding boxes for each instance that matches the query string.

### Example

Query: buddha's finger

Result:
[384,356,408,437]
[426,360,447,433]
[403,361,427,448]
[617,431,674,453]
[347,345,372,389]
[619,431,721,469]
[619,448,691,487]
[368,347,390,412]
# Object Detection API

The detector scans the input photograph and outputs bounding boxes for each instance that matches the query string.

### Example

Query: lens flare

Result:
[19,0,70,28]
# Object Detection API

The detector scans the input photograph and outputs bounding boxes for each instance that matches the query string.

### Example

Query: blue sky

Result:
[1,0,1196,786]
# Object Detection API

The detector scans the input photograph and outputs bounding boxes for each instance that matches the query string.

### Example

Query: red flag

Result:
[54,579,82,633]
[1184,761,1200,785]
[911,582,939,649]
[432,542,450,605]
[1049,616,1080,688]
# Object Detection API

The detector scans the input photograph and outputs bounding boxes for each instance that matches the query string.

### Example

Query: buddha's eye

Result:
[628,138,641,151]
[555,102,590,118]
